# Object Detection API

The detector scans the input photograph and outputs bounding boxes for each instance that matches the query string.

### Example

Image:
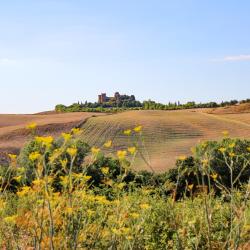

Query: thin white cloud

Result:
[0,58,17,65]
[222,54,250,62]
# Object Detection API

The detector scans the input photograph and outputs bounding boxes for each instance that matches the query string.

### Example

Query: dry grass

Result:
[204,103,250,114]
[1,106,250,172]
[0,112,105,159]
[80,110,250,172]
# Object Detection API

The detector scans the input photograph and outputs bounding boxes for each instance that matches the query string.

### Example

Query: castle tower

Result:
[114,92,120,100]
[98,93,107,103]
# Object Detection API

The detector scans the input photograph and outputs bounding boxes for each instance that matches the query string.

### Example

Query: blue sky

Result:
[0,0,249,113]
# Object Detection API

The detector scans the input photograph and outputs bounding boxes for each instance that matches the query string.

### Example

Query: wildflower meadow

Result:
[0,123,249,249]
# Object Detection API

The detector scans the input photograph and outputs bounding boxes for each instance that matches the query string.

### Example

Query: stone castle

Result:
[98,92,135,104]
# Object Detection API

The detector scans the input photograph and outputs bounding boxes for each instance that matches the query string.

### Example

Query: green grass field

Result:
[80,110,250,172]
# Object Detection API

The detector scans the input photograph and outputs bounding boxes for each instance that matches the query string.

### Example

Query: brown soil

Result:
[0,112,105,163]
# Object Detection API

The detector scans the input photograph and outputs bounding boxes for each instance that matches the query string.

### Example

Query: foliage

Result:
[0,125,250,249]
[55,98,250,113]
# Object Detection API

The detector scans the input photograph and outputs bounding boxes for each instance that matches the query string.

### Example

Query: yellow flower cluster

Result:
[35,136,54,147]
[218,147,226,153]
[178,155,187,161]
[29,151,41,161]
[104,140,112,148]
[128,147,136,155]
[124,129,132,135]
[26,122,37,130]
[62,133,72,141]
[101,167,109,175]
[134,126,142,133]
[91,147,100,154]
[8,154,17,161]
[139,203,151,210]
[4,215,18,224]
[123,125,143,135]
[13,176,22,183]
[67,147,77,157]
[117,150,127,160]
[222,130,229,137]
[17,186,31,197]
[211,173,218,181]
[71,127,81,135]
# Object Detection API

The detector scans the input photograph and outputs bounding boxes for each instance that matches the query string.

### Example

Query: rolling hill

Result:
[0,105,250,172]
[0,112,105,164]
[80,109,250,172]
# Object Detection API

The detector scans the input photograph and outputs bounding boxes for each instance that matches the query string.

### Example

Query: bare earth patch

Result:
[0,112,105,163]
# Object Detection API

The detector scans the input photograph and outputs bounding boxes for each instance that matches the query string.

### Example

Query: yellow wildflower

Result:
[87,209,95,216]
[101,167,109,175]
[124,129,132,135]
[17,186,31,197]
[104,140,112,148]
[229,152,235,158]
[13,176,22,183]
[222,130,229,137]
[211,173,218,181]
[62,133,71,141]
[60,176,69,186]
[117,182,126,189]
[130,212,140,219]
[191,147,196,154]
[128,147,136,155]
[140,203,150,210]
[35,136,54,147]
[178,155,187,161]
[121,227,130,234]
[17,167,25,174]
[126,236,133,240]
[26,122,37,130]
[112,228,122,236]
[66,207,73,214]
[229,142,236,148]
[4,215,18,224]
[188,184,194,190]
[201,159,209,165]
[91,147,100,154]
[95,195,109,205]
[134,125,142,133]
[219,147,226,153]
[247,147,250,152]
[83,175,92,181]
[32,179,44,186]
[29,151,41,161]
[72,173,83,179]
[67,147,77,157]
[117,150,127,160]
[60,159,68,168]
[71,127,81,135]
[8,154,17,161]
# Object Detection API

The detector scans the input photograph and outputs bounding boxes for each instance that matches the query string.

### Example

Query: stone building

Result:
[98,92,135,104]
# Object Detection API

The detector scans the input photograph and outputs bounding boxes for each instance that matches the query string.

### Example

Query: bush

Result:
[1,126,250,249]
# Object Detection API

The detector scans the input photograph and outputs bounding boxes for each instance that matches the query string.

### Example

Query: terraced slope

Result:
[80,110,250,172]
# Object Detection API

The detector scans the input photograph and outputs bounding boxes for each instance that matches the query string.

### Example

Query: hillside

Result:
[0,112,105,164]
[80,109,250,172]
[1,105,250,171]
[204,102,250,114]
